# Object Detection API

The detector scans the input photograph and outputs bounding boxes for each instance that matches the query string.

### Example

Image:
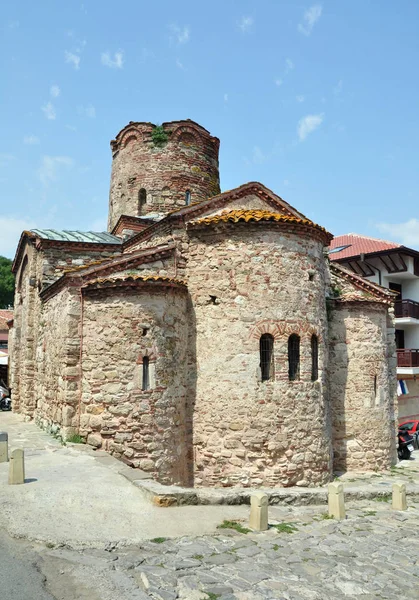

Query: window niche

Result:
[260,334,274,382]
[138,355,156,391]
[185,190,191,205]
[311,334,319,381]
[288,334,300,381]
[138,188,147,215]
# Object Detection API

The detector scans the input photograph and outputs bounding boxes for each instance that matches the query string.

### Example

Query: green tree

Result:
[0,256,15,308]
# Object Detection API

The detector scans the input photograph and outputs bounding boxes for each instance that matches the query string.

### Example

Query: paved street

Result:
[1,412,419,599]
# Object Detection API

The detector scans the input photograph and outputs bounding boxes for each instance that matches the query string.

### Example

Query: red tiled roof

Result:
[329,233,401,261]
[0,310,13,332]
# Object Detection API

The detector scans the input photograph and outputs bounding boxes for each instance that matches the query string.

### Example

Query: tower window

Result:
[142,356,150,391]
[185,190,191,206]
[260,334,274,381]
[311,334,319,381]
[288,334,300,381]
[138,188,147,215]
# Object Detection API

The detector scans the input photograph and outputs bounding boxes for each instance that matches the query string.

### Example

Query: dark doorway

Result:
[389,282,402,300]
[395,329,405,349]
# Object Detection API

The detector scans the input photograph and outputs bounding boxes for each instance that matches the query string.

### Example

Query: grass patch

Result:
[192,554,203,560]
[45,542,55,549]
[271,522,299,534]
[374,494,391,503]
[66,434,85,444]
[320,512,334,520]
[150,537,167,544]
[217,520,250,534]
[364,510,377,516]
[272,544,280,551]
[206,594,221,600]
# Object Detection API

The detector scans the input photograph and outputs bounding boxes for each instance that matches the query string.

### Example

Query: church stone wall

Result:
[329,301,397,472]
[34,287,81,438]
[185,224,332,487]
[78,286,190,485]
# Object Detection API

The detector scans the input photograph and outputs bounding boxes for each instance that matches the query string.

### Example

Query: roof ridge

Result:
[334,232,401,247]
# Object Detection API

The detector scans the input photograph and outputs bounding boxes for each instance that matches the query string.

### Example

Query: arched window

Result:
[138,188,147,215]
[288,334,300,381]
[260,334,274,381]
[185,190,191,205]
[311,334,319,381]
[142,356,150,391]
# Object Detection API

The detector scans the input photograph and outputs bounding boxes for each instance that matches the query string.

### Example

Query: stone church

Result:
[9,119,398,488]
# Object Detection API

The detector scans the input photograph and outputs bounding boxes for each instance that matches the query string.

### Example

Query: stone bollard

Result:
[8,449,25,485]
[249,492,269,531]
[392,482,407,511]
[328,482,345,520]
[0,432,8,463]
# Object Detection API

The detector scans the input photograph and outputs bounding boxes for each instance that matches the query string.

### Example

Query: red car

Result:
[399,420,419,448]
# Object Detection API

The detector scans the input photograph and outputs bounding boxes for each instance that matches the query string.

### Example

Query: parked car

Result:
[399,420,419,449]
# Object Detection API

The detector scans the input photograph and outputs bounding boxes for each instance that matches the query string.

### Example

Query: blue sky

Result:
[1,1,419,258]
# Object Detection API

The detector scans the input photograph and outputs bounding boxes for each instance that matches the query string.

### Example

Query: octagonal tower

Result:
[108,120,220,232]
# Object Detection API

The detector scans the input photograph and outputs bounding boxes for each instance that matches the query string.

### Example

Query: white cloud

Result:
[275,78,283,87]
[176,58,186,70]
[65,51,81,70]
[285,58,294,73]
[50,84,60,98]
[101,50,124,69]
[283,179,290,186]
[252,146,266,164]
[298,4,322,36]
[296,95,305,103]
[38,156,74,186]
[297,113,324,141]
[376,219,419,248]
[0,216,37,259]
[238,16,253,33]
[23,135,40,145]
[78,104,96,118]
[334,79,343,95]
[41,102,56,120]
[169,24,190,44]
[224,93,229,103]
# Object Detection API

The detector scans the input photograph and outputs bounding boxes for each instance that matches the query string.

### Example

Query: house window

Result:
[138,188,147,215]
[288,334,300,381]
[142,356,150,391]
[185,190,191,205]
[260,334,274,381]
[311,334,319,381]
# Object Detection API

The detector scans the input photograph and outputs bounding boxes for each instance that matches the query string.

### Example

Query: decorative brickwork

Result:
[9,118,398,489]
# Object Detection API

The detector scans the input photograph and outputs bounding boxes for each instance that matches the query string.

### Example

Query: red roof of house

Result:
[0,310,13,332]
[329,234,402,261]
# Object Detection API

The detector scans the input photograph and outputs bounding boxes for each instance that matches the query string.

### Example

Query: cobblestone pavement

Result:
[39,500,419,600]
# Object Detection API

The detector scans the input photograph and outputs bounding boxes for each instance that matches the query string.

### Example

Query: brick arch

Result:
[136,350,157,364]
[171,125,203,148]
[250,319,322,343]
[120,128,142,148]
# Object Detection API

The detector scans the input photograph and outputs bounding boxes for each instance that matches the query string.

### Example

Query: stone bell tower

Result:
[107,120,220,232]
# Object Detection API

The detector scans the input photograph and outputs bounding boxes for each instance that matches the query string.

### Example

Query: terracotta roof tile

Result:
[329,233,401,260]
[83,274,186,288]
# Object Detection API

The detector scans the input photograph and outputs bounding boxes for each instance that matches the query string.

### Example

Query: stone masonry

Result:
[9,119,398,488]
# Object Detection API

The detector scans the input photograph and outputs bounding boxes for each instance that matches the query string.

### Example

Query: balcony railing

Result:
[395,299,419,320]
[397,349,419,367]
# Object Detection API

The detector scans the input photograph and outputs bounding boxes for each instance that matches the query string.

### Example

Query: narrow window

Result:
[311,334,319,381]
[185,190,191,206]
[142,356,150,391]
[138,188,147,215]
[260,334,274,381]
[288,334,300,381]
[374,375,377,398]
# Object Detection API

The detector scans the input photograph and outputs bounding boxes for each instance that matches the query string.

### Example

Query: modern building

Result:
[8,120,398,488]
[330,233,419,422]
[0,309,13,384]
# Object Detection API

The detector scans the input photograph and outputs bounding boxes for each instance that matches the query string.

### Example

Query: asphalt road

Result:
[0,530,56,600]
